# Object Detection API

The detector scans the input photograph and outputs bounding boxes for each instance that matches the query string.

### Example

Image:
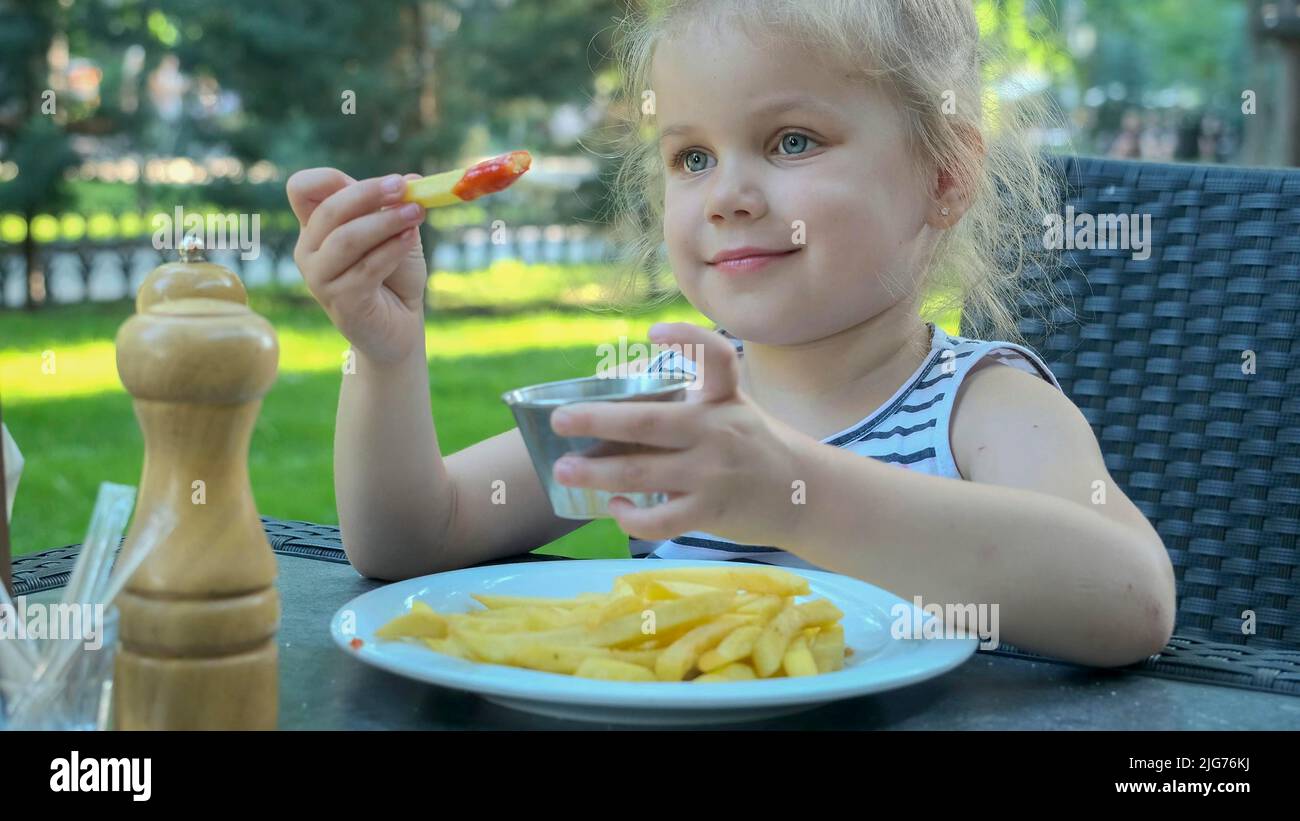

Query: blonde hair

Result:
[596,0,1066,345]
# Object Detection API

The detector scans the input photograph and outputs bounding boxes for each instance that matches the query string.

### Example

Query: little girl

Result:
[286,0,1176,668]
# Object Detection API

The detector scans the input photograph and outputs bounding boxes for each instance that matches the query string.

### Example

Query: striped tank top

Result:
[627,321,1063,569]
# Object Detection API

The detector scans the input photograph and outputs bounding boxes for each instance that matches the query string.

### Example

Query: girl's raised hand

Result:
[287,169,429,365]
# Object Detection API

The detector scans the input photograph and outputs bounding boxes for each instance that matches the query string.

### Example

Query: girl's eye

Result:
[776,131,818,155]
[671,149,714,173]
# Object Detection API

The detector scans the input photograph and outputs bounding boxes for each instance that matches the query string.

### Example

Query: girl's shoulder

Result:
[934,325,1062,393]
[941,326,1086,480]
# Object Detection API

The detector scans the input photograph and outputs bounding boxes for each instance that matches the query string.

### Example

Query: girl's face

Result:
[651,22,937,345]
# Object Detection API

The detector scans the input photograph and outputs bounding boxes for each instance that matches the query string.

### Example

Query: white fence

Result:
[0,224,615,307]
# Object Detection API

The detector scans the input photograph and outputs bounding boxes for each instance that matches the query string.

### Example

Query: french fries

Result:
[373,566,851,682]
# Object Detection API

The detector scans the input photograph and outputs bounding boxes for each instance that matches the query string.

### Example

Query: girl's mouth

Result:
[707,247,802,275]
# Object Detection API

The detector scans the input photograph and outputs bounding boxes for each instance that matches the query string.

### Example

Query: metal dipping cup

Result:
[502,373,694,519]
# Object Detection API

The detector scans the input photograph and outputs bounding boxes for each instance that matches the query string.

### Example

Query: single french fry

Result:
[518,606,586,630]
[510,644,611,675]
[530,605,587,631]
[471,592,605,610]
[403,150,532,208]
[609,648,662,669]
[644,579,727,600]
[465,607,527,618]
[421,636,469,659]
[619,567,810,597]
[736,594,784,620]
[697,624,763,673]
[752,601,804,676]
[588,593,645,628]
[783,634,818,677]
[797,599,845,627]
[574,657,658,682]
[811,623,846,673]
[446,612,533,633]
[375,608,448,641]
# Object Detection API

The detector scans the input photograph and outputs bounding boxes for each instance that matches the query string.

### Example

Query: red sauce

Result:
[350,638,364,650]
[452,150,532,201]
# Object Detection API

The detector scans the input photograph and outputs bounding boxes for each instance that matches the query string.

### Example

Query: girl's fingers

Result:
[286,167,357,225]
[332,225,420,294]
[315,203,425,282]
[607,493,697,543]
[553,450,691,494]
[300,174,410,254]
[550,400,701,449]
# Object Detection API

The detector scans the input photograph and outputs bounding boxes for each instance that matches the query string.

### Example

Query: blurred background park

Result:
[0,0,1295,558]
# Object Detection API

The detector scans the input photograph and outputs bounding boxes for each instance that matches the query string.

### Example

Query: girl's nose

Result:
[706,164,768,224]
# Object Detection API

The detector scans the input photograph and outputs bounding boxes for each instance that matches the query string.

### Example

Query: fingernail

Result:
[554,457,575,478]
[381,175,404,195]
[400,203,422,221]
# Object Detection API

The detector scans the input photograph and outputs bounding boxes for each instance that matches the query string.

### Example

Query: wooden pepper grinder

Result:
[113,237,280,729]
[135,238,248,312]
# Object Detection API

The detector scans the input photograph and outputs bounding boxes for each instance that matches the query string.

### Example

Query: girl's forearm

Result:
[334,342,454,579]
[781,442,1175,667]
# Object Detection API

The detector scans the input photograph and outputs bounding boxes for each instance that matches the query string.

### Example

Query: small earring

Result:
[941,207,950,217]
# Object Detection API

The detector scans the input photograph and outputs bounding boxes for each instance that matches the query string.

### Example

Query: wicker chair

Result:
[958,154,1300,692]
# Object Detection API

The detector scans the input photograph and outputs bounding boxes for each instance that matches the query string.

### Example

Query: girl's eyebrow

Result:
[657,94,839,143]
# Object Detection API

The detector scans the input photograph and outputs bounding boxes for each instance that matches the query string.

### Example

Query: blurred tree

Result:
[1075,0,1247,112]
[975,0,1073,84]
[162,0,623,255]
[1076,0,1247,102]
[974,0,1251,159]
[0,0,176,309]
[0,0,79,309]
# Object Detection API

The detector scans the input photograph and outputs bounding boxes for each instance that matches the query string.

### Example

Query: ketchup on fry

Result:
[452,150,532,201]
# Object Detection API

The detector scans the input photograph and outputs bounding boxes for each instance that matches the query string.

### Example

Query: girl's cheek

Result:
[663,193,698,268]
[777,176,860,252]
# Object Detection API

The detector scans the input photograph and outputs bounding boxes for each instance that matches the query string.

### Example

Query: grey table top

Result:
[264,553,1300,730]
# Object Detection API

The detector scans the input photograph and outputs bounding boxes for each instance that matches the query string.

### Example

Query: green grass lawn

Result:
[1,268,961,562]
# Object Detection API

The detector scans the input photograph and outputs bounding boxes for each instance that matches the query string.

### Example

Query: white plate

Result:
[330,559,977,726]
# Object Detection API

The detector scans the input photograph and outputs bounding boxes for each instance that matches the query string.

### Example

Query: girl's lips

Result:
[709,248,801,274]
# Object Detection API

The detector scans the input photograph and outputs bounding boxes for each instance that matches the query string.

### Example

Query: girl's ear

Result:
[927,123,985,229]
